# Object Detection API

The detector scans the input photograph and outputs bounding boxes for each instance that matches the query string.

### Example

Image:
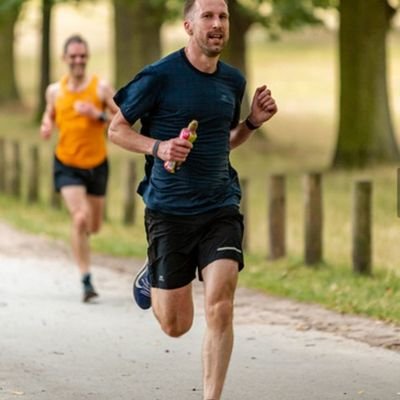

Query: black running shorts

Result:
[54,156,109,196]
[144,206,244,289]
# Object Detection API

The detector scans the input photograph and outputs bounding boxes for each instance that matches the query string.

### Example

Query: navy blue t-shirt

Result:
[114,48,246,215]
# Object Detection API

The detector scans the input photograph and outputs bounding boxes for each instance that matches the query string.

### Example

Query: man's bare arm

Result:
[230,85,278,150]
[40,83,58,140]
[73,79,118,122]
[100,80,119,116]
[108,110,192,162]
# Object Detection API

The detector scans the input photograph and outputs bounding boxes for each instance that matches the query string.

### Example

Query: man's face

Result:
[186,0,229,57]
[63,42,88,79]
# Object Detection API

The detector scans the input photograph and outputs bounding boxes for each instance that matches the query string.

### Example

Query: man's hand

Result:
[40,119,53,140]
[156,137,193,162]
[74,101,102,120]
[247,85,278,128]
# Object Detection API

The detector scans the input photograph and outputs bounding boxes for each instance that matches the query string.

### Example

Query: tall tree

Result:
[222,0,254,116]
[333,0,399,167]
[223,0,329,117]
[0,0,23,105]
[35,0,54,121]
[113,0,166,88]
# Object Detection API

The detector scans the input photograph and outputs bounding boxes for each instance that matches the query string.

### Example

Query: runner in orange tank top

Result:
[40,34,119,302]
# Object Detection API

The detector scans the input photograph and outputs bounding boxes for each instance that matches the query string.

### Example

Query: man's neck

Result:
[67,75,88,91]
[184,46,219,74]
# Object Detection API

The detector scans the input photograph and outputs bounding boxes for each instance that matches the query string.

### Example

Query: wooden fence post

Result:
[27,145,40,203]
[240,177,248,251]
[352,180,372,275]
[0,138,5,193]
[123,159,137,225]
[9,141,21,197]
[268,174,286,259]
[304,173,323,265]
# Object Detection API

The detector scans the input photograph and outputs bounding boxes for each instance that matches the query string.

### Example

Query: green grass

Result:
[3,10,400,324]
[241,255,400,323]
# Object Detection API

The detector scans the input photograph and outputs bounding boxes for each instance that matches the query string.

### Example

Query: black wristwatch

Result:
[244,117,261,131]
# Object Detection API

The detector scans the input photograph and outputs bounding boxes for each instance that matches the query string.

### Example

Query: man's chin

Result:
[206,46,224,57]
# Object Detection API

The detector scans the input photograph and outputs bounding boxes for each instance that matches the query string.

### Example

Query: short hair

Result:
[184,0,228,18]
[63,34,89,55]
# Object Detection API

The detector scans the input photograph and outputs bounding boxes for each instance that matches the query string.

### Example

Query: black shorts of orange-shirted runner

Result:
[54,155,109,196]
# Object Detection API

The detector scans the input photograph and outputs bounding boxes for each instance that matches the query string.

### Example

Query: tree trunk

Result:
[333,0,399,167]
[35,0,53,121]
[222,0,253,118]
[0,2,22,104]
[113,0,165,88]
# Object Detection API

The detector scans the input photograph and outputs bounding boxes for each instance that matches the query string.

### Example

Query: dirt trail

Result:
[1,221,399,352]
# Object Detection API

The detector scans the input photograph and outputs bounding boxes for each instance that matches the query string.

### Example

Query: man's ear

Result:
[184,20,193,35]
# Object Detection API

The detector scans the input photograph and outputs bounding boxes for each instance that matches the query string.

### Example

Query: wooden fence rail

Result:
[0,140,373,272]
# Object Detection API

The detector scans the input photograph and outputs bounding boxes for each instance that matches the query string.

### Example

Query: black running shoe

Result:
[83,286,98,303]
[82,273,98,303]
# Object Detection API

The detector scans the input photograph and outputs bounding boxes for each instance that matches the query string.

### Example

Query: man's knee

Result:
[72,210,89,233]
[156,313,193,338]
[90,220,102,234]
[205,299,234,329]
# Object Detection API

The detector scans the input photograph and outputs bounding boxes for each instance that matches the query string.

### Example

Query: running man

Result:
[108,0,278,398]
[40,34,118,302]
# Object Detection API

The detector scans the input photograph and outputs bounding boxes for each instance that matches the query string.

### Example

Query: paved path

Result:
[1,222,400,399]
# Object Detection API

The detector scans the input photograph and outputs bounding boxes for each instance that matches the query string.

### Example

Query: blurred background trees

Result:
[113,0,166,88]
[0,0,23,105]
[1,0,400,168]
[334,0,399,167]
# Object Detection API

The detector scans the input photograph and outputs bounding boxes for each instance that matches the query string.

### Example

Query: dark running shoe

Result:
[83,286,99,303]
[82,273,99,303]
[133,261,151,309]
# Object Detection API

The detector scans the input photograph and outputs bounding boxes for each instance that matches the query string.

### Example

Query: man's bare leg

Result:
[201,259,238,400]
[61,186,91,275]
[152,284,194,337]
[87,194,105,234]
[61,186,106,301]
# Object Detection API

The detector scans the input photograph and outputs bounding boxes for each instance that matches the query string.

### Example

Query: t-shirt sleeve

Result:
[113,65,161,125]
[230,76,246,130]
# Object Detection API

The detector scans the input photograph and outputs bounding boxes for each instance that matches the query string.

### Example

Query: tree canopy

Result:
[3,0,400,168]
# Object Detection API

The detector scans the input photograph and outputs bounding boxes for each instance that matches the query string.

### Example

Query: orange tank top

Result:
[55,75,107,168]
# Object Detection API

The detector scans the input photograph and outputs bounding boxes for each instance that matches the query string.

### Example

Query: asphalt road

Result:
[1,251,400,400]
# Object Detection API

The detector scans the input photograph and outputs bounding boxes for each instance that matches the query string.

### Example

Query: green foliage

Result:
[311,0,338,8]
[0,0,85,13]
[0,0,24,12]
[270,0,321,30]
[229,0,338,39]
